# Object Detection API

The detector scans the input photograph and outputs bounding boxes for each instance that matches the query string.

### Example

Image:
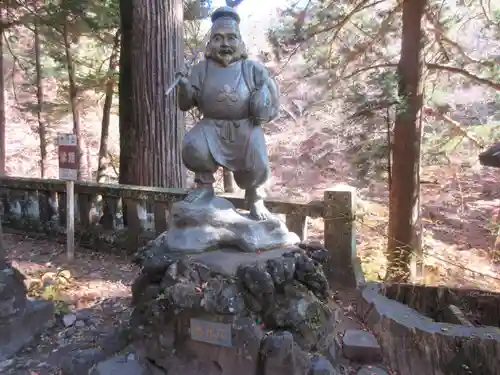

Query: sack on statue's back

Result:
[240,60,279,125]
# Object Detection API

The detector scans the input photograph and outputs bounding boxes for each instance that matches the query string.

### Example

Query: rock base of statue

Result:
[0,264,55,361]
[129,244,335,375]
[150,197,300,253]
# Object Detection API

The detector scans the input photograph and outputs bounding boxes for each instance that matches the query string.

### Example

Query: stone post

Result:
[323,184,362,288]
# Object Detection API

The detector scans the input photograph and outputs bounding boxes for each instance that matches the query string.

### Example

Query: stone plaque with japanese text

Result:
[189,318,232,348]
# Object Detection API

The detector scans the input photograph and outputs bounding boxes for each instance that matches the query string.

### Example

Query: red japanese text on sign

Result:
[58,145,78,169]
[58,133,78,181]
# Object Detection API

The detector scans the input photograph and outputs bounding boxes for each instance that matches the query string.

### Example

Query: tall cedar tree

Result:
[0,11,6,177]
[386,0,427,282]
[34,19,48,179]
[119,0,185,187]
[119,0,134,185]
[97,29,120,183]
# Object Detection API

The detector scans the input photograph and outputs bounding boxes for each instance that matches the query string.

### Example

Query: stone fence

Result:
[0,176,362,286]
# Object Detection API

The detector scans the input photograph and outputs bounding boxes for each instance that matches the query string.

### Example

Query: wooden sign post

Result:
[58,133,78,262]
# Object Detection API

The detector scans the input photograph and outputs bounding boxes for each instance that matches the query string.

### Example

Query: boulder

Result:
[342,329,382,363]
[260,331,311,375]
[60,348,108,375]
[0,264,55,361]
[89,354,149,375]
[309,355,339,375]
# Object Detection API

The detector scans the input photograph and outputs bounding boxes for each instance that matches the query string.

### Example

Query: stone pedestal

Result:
[0,264,55,361]
[145,197,300,254]
[130,245,335,375]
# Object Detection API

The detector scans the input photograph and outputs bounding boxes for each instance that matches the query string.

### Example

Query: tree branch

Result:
[480,0,499,27]
[344,63,396,79]
[343,62,500,92]
[304,0,389,39]
[422,106,484,148]
[424,9,495,68]
[337,3,401,76]
[426,63,500,91]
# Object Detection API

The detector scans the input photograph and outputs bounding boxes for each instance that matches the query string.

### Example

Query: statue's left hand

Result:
[250,85,274,124]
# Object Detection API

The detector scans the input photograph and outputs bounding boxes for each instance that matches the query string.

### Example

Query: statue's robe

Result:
[181,58,279,189]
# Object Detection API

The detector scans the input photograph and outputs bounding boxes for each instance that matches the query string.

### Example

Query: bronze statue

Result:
[176,6,280,220]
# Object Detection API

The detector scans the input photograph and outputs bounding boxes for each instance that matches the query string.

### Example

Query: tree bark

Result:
[0,10,4,266]
[119,0,134,185]
[97,29,120,183]
[34,20,48,179]
[0,11,6,177]
[62,16,83,179]
[386,0,426,282]
[128,0,185,188]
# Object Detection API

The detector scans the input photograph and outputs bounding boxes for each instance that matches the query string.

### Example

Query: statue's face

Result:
[208,23,243,66]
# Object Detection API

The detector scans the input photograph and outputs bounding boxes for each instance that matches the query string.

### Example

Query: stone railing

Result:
[0,176,361,286]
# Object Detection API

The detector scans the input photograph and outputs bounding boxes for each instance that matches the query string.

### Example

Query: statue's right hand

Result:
[175,69,190,88]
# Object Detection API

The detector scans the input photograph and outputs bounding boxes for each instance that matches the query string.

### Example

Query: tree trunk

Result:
[386,0,426,282]
[0,11,4,266]
[0,79,6,264]
[34,20,48,179]
[119,0,134,185]
[127,0,185,188]
[62,17,83,179]
[97,29,120,183]
[0,12,6,177]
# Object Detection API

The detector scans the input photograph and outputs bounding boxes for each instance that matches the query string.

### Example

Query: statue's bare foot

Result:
[184,187,215,203]
[249,199,272,221]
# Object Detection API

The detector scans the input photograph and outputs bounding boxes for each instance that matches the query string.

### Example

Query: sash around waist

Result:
[203,117,249,123]
[202,118,260,129]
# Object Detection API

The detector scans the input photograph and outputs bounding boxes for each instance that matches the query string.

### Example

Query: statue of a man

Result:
[177,6,280,220]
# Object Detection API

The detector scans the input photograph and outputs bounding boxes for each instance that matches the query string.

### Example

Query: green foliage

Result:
[3,0,120,125]
[5,0,206,126]
[27,269,73,315]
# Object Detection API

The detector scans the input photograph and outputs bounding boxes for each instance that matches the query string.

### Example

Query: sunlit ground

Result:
[6,233,138,308]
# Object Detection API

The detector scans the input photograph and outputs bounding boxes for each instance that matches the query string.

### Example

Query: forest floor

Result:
[354,163,500,292]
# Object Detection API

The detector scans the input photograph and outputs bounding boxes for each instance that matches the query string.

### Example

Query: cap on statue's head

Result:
[211,6,241,25]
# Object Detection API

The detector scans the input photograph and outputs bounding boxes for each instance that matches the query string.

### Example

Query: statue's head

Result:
[206,6,247,66]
